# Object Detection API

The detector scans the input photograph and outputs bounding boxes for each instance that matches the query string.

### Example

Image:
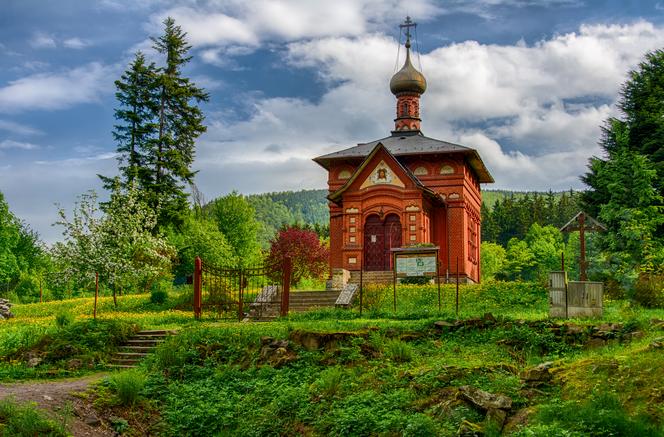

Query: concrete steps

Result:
[109,329,177,369]
[288,290,341,312]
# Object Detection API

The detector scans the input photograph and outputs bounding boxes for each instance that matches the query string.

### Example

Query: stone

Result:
[650,319,664,330]
[521,362,553,383]
[66,359,83,370]
[43,395,53,401]
[27,357,42,367]
[650,337,664,349]
[457,419,483,437]
[585,337,606,349]
[85,416,101,427]
[629,331,645,340]
[434,321,457,330]
[458,385,512,411]
[484,408,507,432]
[563,324,584,336]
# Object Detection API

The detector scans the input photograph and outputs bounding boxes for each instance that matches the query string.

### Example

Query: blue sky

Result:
[1,0,663,243]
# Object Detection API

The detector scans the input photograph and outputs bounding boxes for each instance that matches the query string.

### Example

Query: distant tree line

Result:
[481,190,581,246]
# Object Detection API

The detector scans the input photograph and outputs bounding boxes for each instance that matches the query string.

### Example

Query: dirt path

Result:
[0,373,116,436]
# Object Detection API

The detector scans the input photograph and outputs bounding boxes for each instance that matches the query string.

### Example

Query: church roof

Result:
[327,142,444,205]
[313,132,495,183]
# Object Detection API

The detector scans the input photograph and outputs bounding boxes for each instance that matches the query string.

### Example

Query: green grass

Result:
[0,398,68,436]
[1,281,664,435]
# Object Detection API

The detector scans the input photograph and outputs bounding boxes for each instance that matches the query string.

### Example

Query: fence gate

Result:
[193,257,291,321]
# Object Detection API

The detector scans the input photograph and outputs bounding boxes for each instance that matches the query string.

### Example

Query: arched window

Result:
[402,102,409,116]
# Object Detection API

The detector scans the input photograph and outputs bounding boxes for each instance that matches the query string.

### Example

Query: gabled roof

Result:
[313,132,494,183]
[328,142,445,205]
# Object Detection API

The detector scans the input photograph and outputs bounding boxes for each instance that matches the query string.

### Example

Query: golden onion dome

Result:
[389,44,427,95]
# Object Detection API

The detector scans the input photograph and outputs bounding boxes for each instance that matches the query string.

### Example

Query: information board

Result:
[395,253,437,277]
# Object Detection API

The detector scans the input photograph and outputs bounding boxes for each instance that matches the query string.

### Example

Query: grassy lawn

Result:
[0,282,663,435]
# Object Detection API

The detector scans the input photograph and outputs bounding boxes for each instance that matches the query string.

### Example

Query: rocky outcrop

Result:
[0,298,14,319]
[259,337,297,367]
[455,386,513,435]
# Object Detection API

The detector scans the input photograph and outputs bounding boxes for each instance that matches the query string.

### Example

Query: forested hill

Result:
[239,188,581,247]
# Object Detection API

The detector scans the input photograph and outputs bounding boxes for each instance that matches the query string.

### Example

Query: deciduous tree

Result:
[266,225,329,286]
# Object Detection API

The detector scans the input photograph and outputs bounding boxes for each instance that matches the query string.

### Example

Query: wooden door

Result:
[384,214,402,270]
[363,214,402,271]
[364,215,385,271]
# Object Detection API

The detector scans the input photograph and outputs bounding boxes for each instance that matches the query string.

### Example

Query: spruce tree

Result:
[148,17,209,229]
[100,52,158,191]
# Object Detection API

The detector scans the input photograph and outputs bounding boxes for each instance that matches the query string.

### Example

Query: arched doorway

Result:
[363,213,402,271]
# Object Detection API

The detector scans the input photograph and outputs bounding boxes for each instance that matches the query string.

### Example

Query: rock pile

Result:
[0,298,13,320]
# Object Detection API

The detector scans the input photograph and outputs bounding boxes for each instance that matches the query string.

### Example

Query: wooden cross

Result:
[560,211,606,281]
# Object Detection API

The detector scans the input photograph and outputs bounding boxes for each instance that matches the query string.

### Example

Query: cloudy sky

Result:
[1,0,663,243]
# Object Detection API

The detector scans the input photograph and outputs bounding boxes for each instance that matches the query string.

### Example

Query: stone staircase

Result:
[246,290,343,321]
[109,329,177,369]
[349,270,394,285]
[289,290,342,313]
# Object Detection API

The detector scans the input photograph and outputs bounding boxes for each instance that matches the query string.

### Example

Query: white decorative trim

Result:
[405,205,420,212]
[346,207,359,213]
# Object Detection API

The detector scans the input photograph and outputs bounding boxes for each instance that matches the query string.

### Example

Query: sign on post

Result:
[395,253,438,277]
[391,246,441,312]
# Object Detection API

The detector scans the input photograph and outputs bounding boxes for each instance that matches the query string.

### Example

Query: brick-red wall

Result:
[326,151,483,282]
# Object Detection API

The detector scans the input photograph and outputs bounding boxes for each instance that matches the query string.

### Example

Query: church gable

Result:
[328,143,420,203]
[358,159,406,190]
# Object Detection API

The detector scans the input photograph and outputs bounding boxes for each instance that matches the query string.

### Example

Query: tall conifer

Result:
[100,52,158,190]
[148,17,209,229]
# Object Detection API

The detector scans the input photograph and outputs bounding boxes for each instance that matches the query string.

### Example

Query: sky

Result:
[1,0,663,244]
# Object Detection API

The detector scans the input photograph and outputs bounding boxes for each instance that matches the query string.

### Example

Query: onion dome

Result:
[389,41,427,95]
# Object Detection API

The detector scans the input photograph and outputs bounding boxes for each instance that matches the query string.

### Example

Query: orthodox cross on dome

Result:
[390,16,426,134]
[399,16,416,47]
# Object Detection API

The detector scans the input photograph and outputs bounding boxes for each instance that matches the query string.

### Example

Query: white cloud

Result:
[147,0,441,54]
[0,120,42,136]
[0,152,118,244]
[0,139,40,150]
[63,37,90,49]
[29,32,56,49]
[0,63,115,113]
[191,20,664,198]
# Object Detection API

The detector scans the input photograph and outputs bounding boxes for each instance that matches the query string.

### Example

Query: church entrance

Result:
[363,214,402,271]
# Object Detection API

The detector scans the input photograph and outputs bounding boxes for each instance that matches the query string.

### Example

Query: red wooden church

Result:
[313,18,494,283]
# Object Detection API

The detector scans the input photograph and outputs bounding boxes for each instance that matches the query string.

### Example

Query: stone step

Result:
[120,345,156,352]
[114,352,149,358]
[136,329,176,335]
[110,359,142,365]
[126,339,164,345]
[108,364,137,369]
[289,298,338,304]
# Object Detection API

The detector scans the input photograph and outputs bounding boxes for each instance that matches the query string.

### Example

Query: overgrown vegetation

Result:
[0,398,68,437]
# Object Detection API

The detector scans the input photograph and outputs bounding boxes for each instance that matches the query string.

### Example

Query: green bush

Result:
[0,397,67,436]
[150,289,168,305]
[13,274,41,304]
[400,276,430,285]
[54,311,74,328]
[631,273,664,308]
[384,339,413,363]
[111,369,146,406]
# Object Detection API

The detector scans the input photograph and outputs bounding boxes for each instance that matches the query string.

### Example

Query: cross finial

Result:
[399,16,417,48]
